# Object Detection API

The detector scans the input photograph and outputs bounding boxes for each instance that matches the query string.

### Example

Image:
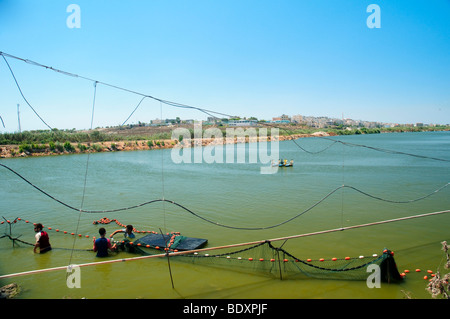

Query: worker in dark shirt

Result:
[93,227,113,257]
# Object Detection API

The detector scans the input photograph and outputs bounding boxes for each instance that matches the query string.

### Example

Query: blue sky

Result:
[0,0,449,131]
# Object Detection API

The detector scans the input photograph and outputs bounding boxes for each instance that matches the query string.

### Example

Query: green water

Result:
[0,131,449,299]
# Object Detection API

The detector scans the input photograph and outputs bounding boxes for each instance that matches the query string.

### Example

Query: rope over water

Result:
[1,163,448,230]
[0,51,448,285]
[1,208,448,280]
[1,51,450,163]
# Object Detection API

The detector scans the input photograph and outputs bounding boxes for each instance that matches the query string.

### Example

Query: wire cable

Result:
[1,53,53,130]
[0,51,233,121]
[1,51,449,163]
[67,81,98,267]
[1,162,448,230]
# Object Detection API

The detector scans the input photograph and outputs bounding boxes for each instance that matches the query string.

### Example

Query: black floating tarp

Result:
[134,233,208,251]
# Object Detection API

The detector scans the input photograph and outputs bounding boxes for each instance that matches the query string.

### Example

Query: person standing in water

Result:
[34,223,52,254]
[93,227,113,257]
[109,224,135,239]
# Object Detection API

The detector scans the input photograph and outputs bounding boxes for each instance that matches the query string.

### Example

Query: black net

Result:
[1,217,403,283]
[179,242,403,282]
[118,238,403,282]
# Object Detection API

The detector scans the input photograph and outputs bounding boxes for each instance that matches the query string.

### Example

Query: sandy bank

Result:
[0,131,335,159]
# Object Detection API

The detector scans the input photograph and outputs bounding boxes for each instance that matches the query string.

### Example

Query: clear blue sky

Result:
[0,0,449,131]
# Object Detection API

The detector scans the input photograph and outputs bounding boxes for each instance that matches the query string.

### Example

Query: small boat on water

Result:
[284,159,294,167]
[272,159,294,167]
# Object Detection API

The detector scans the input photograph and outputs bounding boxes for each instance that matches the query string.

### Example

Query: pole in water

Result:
[2,217,20,248]
[276,249,283,281]
[17,104,21,133]
[159,228,175,289]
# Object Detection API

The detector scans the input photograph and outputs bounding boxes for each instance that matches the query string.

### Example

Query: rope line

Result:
[1,208,449,280]
[1,51,448,282]
[0,234,92,252]
[0,51,232,120]
[321,135,450,163]
[262,121,450,162]
[68,81,98,267]
[121,96,147,126]
[1,53,53,130]
[265,241,382,273]
[1,163,448,230]
[1,51,449,163]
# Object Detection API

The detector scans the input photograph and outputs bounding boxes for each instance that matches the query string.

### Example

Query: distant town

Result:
[1,113,448,158]
[145,114,448,129]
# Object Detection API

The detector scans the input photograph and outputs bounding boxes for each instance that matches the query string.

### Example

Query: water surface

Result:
[0,131,449,299]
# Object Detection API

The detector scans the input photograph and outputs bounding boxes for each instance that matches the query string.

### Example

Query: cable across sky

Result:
[1,51,449,164]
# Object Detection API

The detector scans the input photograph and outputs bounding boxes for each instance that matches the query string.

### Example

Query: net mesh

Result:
[118,239,403,282]
[1,217,403,283]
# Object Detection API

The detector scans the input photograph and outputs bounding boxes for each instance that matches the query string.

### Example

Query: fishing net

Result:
[117,238,403,282]
[1,217,403,283]
[181,242,403,282]
[93,218,403,282]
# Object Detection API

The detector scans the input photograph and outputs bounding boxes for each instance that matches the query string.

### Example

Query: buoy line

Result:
[1,208,449,280]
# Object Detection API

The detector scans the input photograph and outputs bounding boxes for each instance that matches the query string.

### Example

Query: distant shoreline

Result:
[1,126,448,159]
[0,131,336,159]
